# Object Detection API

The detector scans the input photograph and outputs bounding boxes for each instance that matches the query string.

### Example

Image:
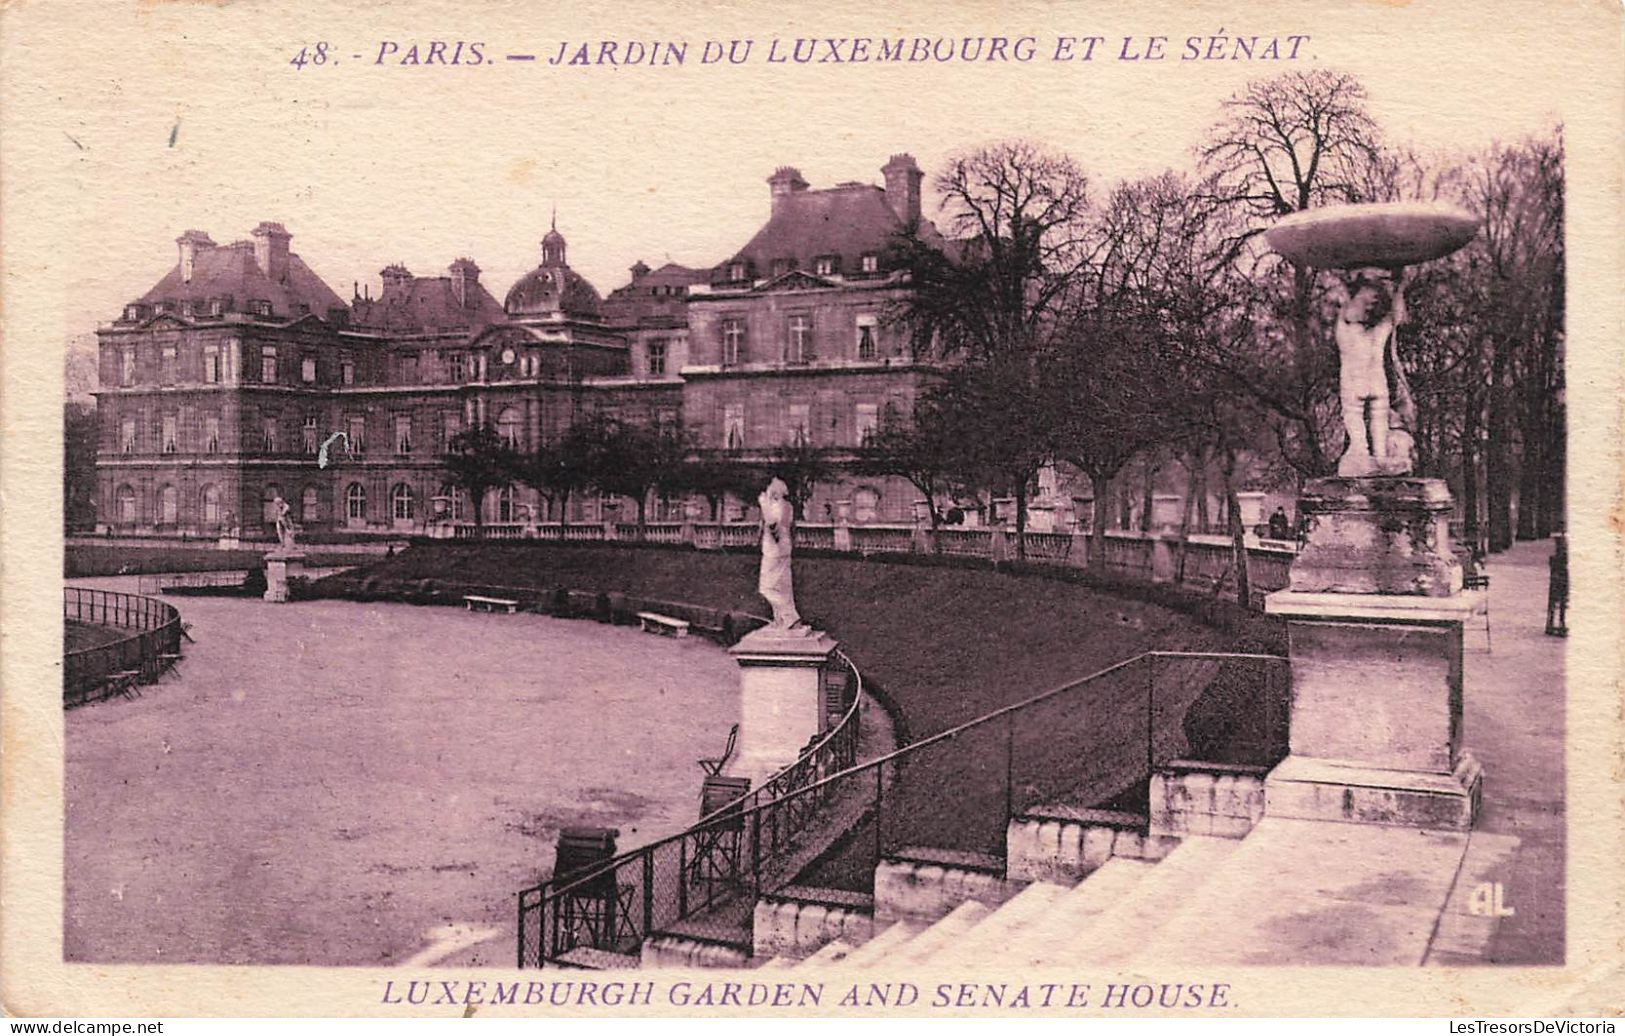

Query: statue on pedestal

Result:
[272,493,299,550]
[757,478,802,630]
[1335,266,1417,477]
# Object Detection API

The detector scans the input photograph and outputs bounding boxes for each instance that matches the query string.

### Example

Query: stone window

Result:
[116,484,137,523]
[497,408,521,450]
[856,403,879,446]
[442,410,461,450]
[303,415,319,455]
[261,416,278,453]
[346,483,366,523]
[727,262,747,282]
[495,485,515,523]
[788,404,811,446]
[161,413,178,453]
[249,299,273,317]
[772,258,796,277]
[203,344,221,383]
[723,404,745,450]
[121,348,136,386]
[341,356,355,385]
[647,338,668,376]
[160,344,177,384]
[395,414,413,455]
[391,483,416,522]
[438,483,465,522]
[860,253,879,274]
[121,417,137,454]
[814,255,839,277]
[397,354,417,385]
[854,486,880,523]
[202,484,221,524]
[302,486,320,522]
[301,356,317,383]
[260,347,278,383]
[721,318,745,366]
[158,485,178,526]
[261,484,283,525]
[786,315,813,364]
[347,415,366,454]
[204,414,220,453]
[856,315,879,360]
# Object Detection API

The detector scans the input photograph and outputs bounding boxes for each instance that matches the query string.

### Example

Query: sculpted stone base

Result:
[1290,476,1462,597]
[728,627,838,785]
[1265,753,1482,830]
[263,550,307,603]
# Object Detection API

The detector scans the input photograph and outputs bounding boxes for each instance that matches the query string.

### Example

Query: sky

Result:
[2,0,1579,349]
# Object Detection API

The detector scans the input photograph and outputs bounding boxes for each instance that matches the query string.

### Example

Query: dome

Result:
[504,220,604,319]
[504,264,604,319]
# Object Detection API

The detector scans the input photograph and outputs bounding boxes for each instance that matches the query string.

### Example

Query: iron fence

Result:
[63,587,185,707]
[516,648,1286,967]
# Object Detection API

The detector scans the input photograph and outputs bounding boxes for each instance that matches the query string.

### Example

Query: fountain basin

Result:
[1265,202,1480,269]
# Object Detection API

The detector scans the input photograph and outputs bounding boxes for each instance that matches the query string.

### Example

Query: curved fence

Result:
[63,588,184,707]
[516,647,1287,968]
[518,645,867,968]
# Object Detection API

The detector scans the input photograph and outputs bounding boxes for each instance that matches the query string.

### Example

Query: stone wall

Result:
[1148,762,1269,839]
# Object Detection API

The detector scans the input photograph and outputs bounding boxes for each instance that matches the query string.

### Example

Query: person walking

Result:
[1545,535,1569,636]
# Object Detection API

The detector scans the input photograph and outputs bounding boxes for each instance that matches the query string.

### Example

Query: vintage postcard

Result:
[2,0,1621,1020]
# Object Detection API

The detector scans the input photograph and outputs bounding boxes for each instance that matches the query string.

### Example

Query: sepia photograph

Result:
[3,0,1621,1021]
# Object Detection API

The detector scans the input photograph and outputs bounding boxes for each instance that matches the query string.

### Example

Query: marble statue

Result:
[272,493,300,550]
[1335,266,1417,477]
[757,478,802,629]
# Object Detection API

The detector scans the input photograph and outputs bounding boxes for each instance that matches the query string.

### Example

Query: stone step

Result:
[835,920,925,968]
[799,938,854,968]
[890,900,992,965]
[922,880,1070,964]
[1007,857,1155,967]
[1036,836,1239,968]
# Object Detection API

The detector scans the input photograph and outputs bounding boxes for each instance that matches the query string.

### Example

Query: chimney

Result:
[251,221,292,282]
[881,154,923,227]
[379,263,413,298]
[630,260,651,281]
[449,257,480,309]
[176,230,215,284]
[767,166,809,212]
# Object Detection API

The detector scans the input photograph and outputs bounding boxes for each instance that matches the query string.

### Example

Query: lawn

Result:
[315,542,1288,869]
[66,545,381,577]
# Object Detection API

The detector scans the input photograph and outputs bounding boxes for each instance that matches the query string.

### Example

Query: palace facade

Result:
[93,156,947,538]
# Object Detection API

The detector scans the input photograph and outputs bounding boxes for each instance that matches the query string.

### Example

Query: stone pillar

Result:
[263,549,306,603]
[1264,476,1481,829]
[727,627,838,784]
[832,499,852,552]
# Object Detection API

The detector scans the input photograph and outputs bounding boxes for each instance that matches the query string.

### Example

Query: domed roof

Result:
[503,220,604,319]
[504,264,604,319]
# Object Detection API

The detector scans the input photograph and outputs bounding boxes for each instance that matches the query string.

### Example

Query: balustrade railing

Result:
[516,648,1286,967]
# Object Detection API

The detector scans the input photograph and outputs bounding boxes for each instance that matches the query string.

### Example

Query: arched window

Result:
[346,483,366,523]
[391,483,416,522]
[853,486,880,524]
[495,485,515,523]
[301,486,320,522]
[201,484,221,524]
[158,484,179,525]
[116,484,137,523]
[262,484,283,524]
[497,407,522,450]
[437,483,465,521]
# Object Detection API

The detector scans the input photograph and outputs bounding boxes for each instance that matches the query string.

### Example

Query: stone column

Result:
[727,627,838,784]
[1264,476,1482,829]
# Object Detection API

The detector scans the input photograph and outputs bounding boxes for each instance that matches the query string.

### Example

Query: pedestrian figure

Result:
[1268,506,1291,541]
[1545,535,1568,637]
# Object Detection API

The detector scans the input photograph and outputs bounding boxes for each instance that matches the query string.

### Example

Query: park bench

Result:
[463,594,519,614]
[1463,570,1491,652]
[107,669,143,701]
[636,611,690,638]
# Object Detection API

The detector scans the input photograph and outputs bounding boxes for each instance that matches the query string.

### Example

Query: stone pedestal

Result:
[1265,476,1481,830]
[263,549,306,603]
[727,626,838,784]
[1291,477,1461,596]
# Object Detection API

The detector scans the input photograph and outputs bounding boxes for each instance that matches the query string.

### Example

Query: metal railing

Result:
[518,645,866,967]
[516,648,1286,967]
[63,587,185,707]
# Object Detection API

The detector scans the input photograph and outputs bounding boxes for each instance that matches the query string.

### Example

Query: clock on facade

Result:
[500,348,516,365]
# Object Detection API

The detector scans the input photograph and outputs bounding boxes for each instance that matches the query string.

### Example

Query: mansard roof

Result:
[718,183,947,283]
[137,240,346,319]
[350,272,506,333]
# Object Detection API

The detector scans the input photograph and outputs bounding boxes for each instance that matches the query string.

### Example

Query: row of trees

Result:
[865,68,1564,585]
[441,412,835,532]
